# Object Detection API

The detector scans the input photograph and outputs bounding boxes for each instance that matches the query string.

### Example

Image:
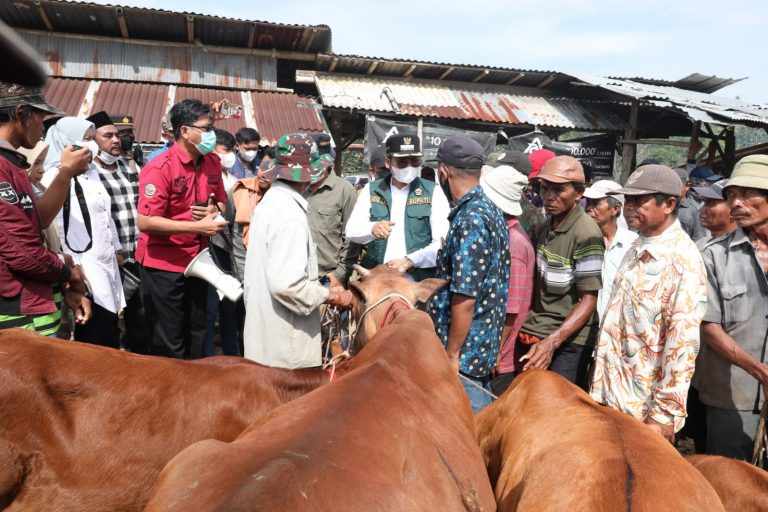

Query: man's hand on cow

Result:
[644,419,675,443]
[386,257,414,273]
[59,145,92,178]
[326,287,354,309]
[191,203,219,221]
[520,337,557,371]
[195,213,228,236]
[64,289,92,324]
[372,221,394,239]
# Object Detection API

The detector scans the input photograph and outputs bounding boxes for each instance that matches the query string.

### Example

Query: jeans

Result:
[203,286,241,357]
[460,374,495,413]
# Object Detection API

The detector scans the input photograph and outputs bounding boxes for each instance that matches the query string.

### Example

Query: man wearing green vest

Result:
[346,134,450,280]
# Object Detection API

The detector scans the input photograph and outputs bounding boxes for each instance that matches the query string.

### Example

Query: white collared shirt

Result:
[597,225,638,320]
[345,180,450,268]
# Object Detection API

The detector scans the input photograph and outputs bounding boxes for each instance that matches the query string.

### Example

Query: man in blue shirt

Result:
[429,136,510,412]
[231,127,261,179]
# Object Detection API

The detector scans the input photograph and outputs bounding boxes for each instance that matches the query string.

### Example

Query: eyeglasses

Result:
[184,124,215,133]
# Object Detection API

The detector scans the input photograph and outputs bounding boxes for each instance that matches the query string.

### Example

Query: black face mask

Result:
[120,133,135,153]
[438,169,454,204]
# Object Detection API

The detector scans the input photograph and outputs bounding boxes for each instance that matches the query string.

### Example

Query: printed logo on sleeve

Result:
[0,182,19,204]
[144,183,156,197]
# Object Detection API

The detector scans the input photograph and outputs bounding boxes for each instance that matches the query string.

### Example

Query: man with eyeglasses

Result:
[345,134,449,280]
[136,99,228,359]
[590,164,708,443]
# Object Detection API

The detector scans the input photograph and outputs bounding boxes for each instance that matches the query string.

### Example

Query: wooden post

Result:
[724,126,736,175]
[620,99,639,184]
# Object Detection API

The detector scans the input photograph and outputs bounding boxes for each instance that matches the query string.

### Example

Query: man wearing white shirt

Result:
[583,179,638,321]
[345,134,449,280]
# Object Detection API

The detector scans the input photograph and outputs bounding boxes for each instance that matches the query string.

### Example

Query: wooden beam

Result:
[366,61,379,75]
[536,74,556,88]
[186,15,195,44]
[35,0,54,31]
[438,66,455,80]
[724,126,736,173]
[403,64,417,78]
[620,99,640,184]
[115,7,129,39]
[472,69,490,83]
[247,24,256,48]
[505,72,525,85]
[328,57,339,72]
[621,139,691,148]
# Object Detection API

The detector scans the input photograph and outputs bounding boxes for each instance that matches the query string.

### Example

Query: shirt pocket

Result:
[721,284,749,326]
[315,207,339,234]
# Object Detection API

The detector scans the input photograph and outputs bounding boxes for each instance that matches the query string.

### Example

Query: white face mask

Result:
[218,151,237,170]
[77,140,100,162]
[392,166,420,185]
[240,149,258,163]
[97,150,120,166]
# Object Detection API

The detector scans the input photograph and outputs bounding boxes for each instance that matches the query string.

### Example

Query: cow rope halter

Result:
[323,292,415,383]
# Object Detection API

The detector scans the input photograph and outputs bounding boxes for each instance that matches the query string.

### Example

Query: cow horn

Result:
[353,265,370,278]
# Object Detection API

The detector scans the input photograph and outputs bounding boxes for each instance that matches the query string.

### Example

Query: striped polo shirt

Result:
[521,205,604,346]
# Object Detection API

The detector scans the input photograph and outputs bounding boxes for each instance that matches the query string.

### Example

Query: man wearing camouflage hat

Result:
[696,155,768,459]
[243,133,353,369]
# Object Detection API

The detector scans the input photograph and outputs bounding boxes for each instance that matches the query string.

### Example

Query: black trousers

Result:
[74,302,119,348]
[141,266,207,359]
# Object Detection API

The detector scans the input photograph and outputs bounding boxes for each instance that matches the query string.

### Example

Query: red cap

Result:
[528,149,556,179]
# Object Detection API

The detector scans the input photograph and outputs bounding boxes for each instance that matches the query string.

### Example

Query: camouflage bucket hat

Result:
[273,133,318,183]
[309,153,334,182]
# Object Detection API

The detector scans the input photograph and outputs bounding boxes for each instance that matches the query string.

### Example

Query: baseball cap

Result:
[528,149,556,179]
[725,155,768,191]
[271,132,318,183]
[693,179,727,200]
[534,155,585,184]
[437,135,485,169]
[480,165,528,216]
[612,164,682,197]
[584,179,625,204]
[485,150,532,175]
[386,134,422,157]
[690,166,715,181]
[0,82,63,116]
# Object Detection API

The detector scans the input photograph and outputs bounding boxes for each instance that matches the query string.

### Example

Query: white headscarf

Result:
[43,117,95,174]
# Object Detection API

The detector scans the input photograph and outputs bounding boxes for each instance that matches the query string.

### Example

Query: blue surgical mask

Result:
[195,130,217,156]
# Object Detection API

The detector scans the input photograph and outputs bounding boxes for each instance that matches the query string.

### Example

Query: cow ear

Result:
[413,278,449,304]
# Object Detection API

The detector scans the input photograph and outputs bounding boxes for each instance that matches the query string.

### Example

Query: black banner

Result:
[364,116,497,167]
[507,132,616,180]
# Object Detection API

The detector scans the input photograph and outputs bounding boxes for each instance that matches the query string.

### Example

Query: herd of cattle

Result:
[0,266,766,511]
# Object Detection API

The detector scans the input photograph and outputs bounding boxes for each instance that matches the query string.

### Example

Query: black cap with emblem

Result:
[386,134,422,158]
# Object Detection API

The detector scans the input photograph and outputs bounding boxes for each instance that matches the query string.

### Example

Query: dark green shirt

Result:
[306,172,358,282]
[521,205,604,346]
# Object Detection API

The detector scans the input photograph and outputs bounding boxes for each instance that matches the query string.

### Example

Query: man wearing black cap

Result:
[88,110,146,352]
[693,179,735,249]
[111,115,142,171]
[0,82,92,335]
[345,134,449,280]
[429,135,510,412]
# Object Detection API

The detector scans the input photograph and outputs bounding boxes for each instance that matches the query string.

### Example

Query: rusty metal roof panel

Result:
[43,77,89,115]
[90,81,169,143]
[251,92,325,144]
[0,1,332,52]
[314,73,627,131]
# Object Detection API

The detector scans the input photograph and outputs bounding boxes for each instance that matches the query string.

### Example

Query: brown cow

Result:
[687,455,768,512]
[476,370,725,512]
[0,329,328,512]
[144,269,496,512]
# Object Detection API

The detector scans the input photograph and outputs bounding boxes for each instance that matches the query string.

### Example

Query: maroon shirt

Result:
[0,144,68,316]
[135,143,226,273]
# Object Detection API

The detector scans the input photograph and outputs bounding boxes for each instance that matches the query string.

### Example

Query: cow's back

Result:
[0,329,325,512]
[145,310,495,512]
[476,370,724,512]
[687,455,768,512]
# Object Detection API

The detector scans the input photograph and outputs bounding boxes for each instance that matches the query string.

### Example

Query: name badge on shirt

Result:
[172,177,188,194]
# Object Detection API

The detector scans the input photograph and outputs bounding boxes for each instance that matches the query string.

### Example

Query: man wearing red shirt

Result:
[137,99,227,358]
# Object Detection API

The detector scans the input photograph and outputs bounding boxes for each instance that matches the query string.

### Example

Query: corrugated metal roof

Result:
[251,91,326,144]
[43,78,326,144]
[574,75,768,128]
[610,73,744,94]
[43,76,88,115]
[313,73,627,131]
[90,81,169,143]
[0,0,331,53]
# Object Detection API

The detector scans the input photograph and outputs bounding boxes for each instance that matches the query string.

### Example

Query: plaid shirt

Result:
[96,159,140,255]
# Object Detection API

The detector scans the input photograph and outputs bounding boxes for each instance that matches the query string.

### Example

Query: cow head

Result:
[347,265,448,352]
